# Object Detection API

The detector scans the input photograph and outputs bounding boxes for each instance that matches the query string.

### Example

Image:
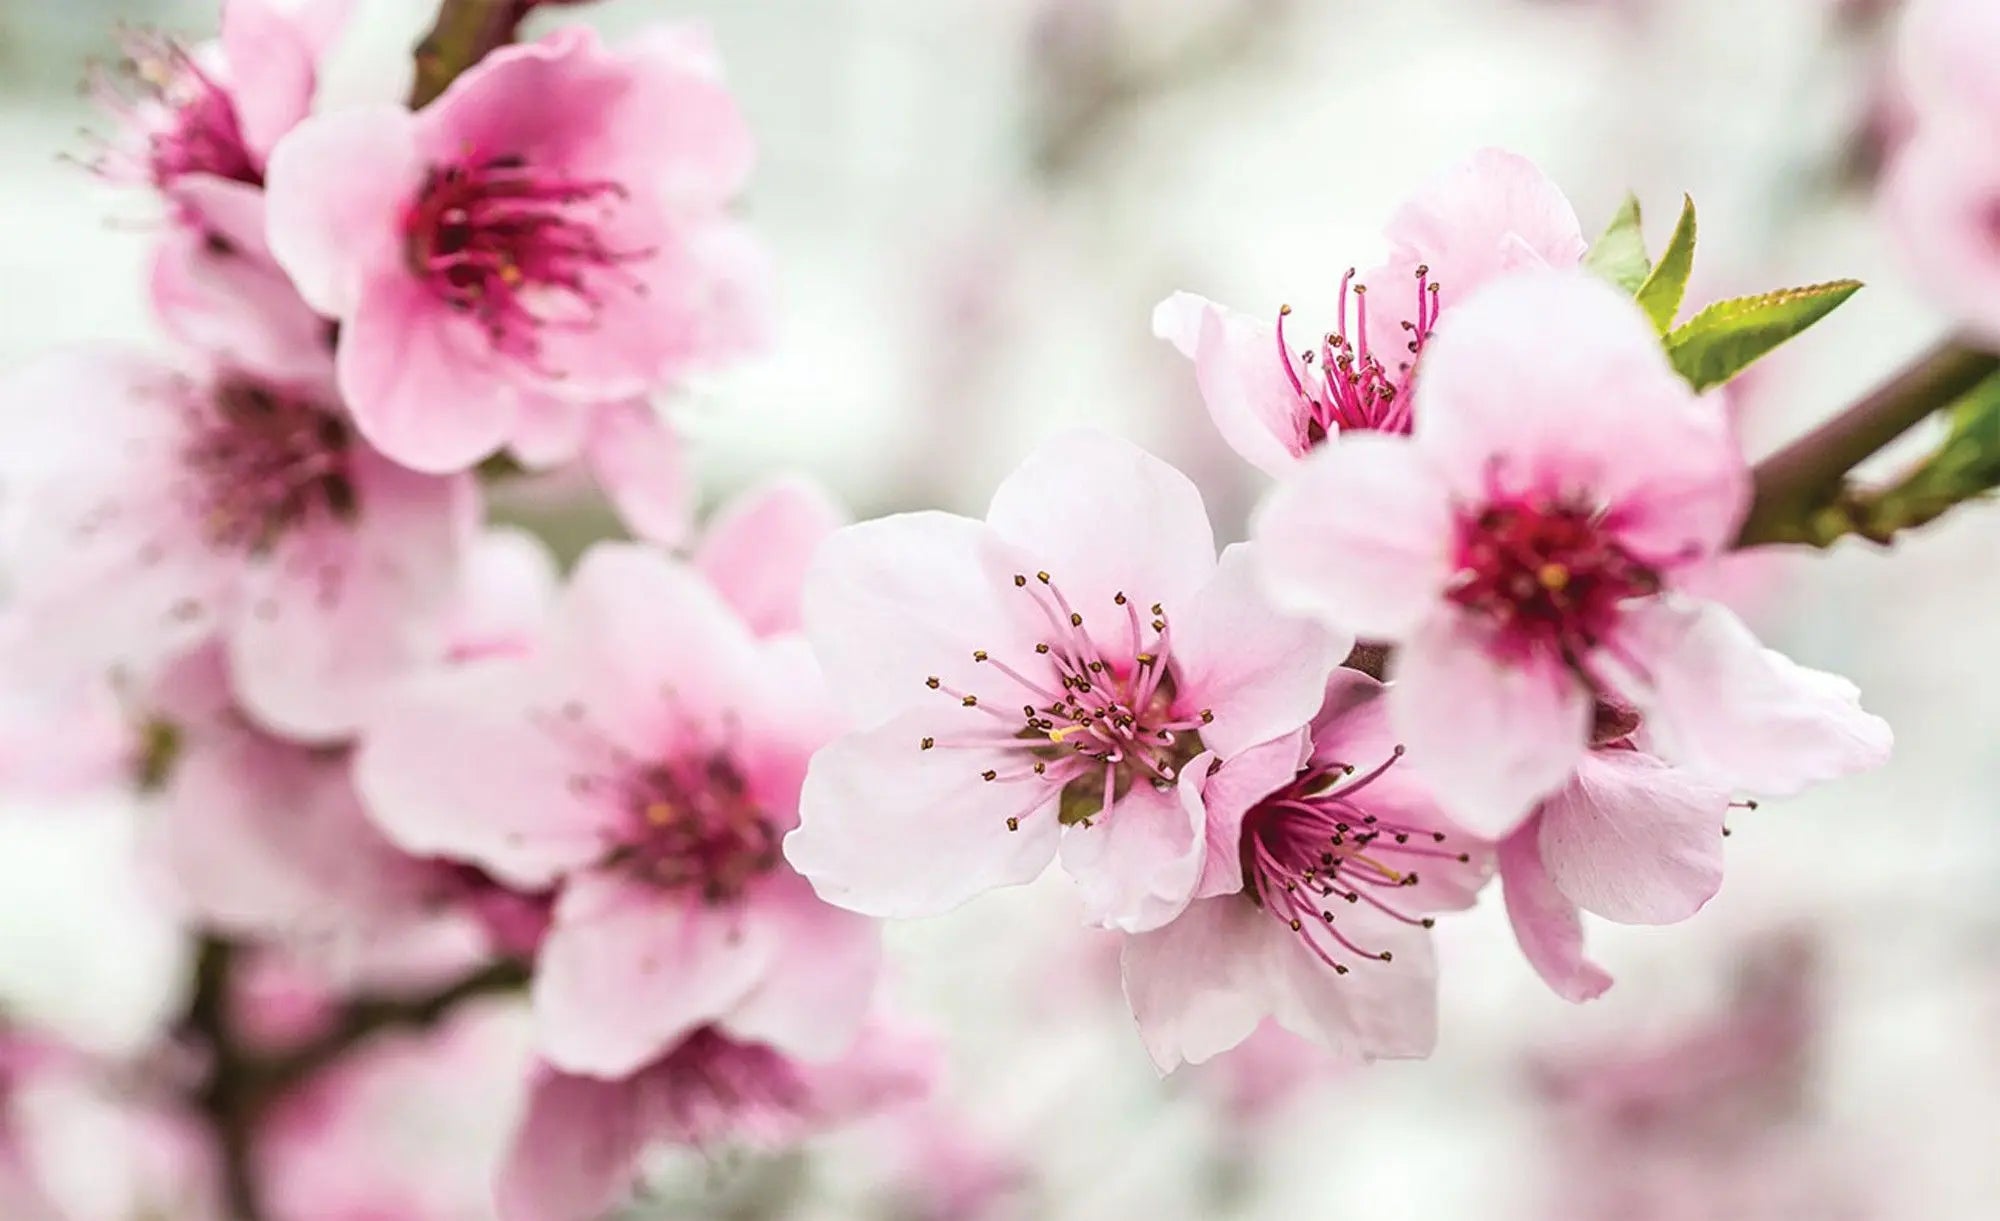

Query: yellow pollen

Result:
[644,801,678,826]
[1352,854,1405,884]
[1046,724,1089,744]
[1537,563,1570,590]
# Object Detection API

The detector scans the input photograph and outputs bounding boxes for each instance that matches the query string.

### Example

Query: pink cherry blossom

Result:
[1120,671,1488,1069]
[695,476,851,638]
[356,544,878,1079]
[495,1019,936,1221]
[1497,734,1733,1003]
[1152,149,1587,475]
[0,345,476,744]
[263,25,763,473]
[787,429,1345,933]
[1254,271,1892,836]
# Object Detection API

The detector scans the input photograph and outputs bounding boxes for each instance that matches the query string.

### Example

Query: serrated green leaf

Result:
[1583,193,1650,295]
[1664,280,1863,392]
[1635,195,1697,332]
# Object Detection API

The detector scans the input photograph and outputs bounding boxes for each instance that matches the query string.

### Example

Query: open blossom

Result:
[1498,732,1733,1003]
[1254,271,1892,835]
[0,344,475,743]
[357,544,879,1079]
[787,429,1345,933]
[264,25,764,473]
[1121,672,1489,1069]
[496,1019,936,1221]
[1152,149,1587,475]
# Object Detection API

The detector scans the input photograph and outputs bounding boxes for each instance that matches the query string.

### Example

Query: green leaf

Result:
[1583,193,1650,295]
[1664,280,1863,392]
[1865,372,2000,536]
[1635,195,1697,332]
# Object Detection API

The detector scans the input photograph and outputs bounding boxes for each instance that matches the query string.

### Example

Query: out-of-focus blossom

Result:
[0,345,476,744]
[258,997,536,1221]
[1186,1020,1349,1129]
[695,477,850,638]
[789,429,1344,933]
[850,1098,1033,1221]
[264,25,764,473]
[1153,149,1586,474]
[1255,271,1891,835]
[495,1019,936,1221]
[1498,738,1732,1003]
[1121,672,1487,1068]
[358,544,878,1079]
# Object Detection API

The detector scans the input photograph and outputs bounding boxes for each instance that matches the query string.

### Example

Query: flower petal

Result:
[1538,749,1728,925]
[1121,898,1272,1071]
[1497,823,1611,1003]
[695,477,849,638]
[495,1067,640,1221]
[583,399,692,548]
[264,104,421,316]
[1191,733,1311,901]
[1151,293,1303,477]
[1058,769,1207,934]
[337,276,518,473]
[716,875,881,1061]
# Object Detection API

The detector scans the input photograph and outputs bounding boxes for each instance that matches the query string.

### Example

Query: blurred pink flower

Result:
[264,25,765,473]
[1187,1021,1349,1128]
[357,544,878,1079]
[1498,737,1732,1003]
[1153,149,1586,474]
[0,347,476,744]
[1121,672,1487,1069]
[1254,272,1891,836]
[495,1019,936,1221]
[788,429,1345,933]
[695,477,851,638]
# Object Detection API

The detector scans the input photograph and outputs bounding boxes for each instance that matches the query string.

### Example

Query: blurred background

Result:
[2,0,1996,1218]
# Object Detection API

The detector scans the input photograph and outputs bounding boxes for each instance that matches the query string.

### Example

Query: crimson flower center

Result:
[180,377,355,554]
[919,572,1210,834]
[402,152,646,364]
[1449,499,1659,661]
[96,34,258,187]
[615,752,778,903]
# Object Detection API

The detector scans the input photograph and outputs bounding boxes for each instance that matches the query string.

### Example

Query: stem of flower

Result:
[409,0,536,108]
[1736,339,2000,547]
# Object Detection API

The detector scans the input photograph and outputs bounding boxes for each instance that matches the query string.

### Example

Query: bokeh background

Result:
[2,0,1995,1217]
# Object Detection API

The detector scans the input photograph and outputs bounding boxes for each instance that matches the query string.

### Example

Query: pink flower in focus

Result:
[1121,672,1488,1068]
[0,347,476,744]
[264,26,763,472]
[1498,734,1733,1003]
[496,1020,935,1221]
[1254,271,1892,836]
[1152,149,1587,474]
[788,430,1345,933]
[357,544,879,1079]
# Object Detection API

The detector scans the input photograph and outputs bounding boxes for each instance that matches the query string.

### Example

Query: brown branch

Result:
[409,0,536,108]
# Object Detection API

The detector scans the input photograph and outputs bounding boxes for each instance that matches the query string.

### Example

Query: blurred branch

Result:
[408,0,535,108]
[1738,339,2000,547]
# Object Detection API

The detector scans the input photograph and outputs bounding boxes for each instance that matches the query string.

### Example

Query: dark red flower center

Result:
[1448,498,1659,662]
[181,377,355,555]
[93,33,259,188]
[615,753,780,903]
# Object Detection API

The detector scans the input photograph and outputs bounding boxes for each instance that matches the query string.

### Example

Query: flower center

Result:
[402,152,646,366]
[1238,747,1466,973]
[918,572,1210,834]
[615,753,780,902]
[93,33,259,188]
[650,1026,811,1140]
[1448,498,1659,662]
[1274,265,1440,447]
[180,376,356,554]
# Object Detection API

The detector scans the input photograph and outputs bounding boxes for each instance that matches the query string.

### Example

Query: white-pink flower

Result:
[1254,271,1892,836]
[264,25,765,473]
[495,1019,935,1221]
[1152,149,1588,475]
[356,544,879,1079]
[1121,672,1489,1069]
[787,429,1345,933]
[0,346,475,744]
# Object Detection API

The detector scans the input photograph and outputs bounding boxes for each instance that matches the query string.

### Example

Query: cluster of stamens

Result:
[402,151,648,368]
[1274,264,1440,447]
[918,572,1211,834]
[177,376,356,555]
[1449,498,1661,664]
[1239,747,1467,974]
[89,31,258,188]
[547,702,780,905]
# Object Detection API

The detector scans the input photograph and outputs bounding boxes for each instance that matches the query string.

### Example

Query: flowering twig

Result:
[409,0,534,107]
[1737,339,2000,547]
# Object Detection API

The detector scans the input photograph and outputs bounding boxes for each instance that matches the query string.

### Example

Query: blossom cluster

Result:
[0,1,1930,1217]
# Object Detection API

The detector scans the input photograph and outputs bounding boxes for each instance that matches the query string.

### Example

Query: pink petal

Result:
[1057,769,1207,934]
[1899,0,2000,120]
[1619,599,1893,797]
[337,275,518,474]
[1498,822,1612,1003]
[1381,148,1587,305]
[1538,749,1728,925]
[695,477,849,638]
[614,25,757,206]
[263,104,422,316]
[533,869,774,1078]
[1190,733,1311,901]
[802,511,1042,729]
[354,658,621,890]
[1151,292,1304,477]
[1251,432,1457,640]
[984,429,1216,619]
[495,1067,640,1221]
[716,875,882,1061]
[1882,123,2000,345]
[1265,906,1437,1061]
[220,0,318,163]
[1389,612,1591,839]
[508,391,592,468]
[1121,898,1273,1070]
[443,527,559,662]
[1169,543,1348,759]
[786,711,1060,917]
[150,204,331,385]
[583,400,692,548]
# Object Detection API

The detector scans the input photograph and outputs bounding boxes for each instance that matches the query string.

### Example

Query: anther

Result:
[961,695,978,707]
[981,770,997,782]
[972,650,988,661]
[920,737,934,750]
[925,676,941,689]
[1006,817,1020,831]
[1014,575,1026,587]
